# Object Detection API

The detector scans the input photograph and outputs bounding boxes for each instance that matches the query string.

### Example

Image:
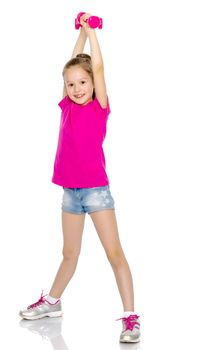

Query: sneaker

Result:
[116,313,140,343]
[19,290,63,320]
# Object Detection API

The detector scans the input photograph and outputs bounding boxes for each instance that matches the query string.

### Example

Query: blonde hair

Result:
[62,53,93,82]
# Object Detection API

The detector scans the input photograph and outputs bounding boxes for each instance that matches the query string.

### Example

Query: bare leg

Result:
[89,209,134,311]
[49,212,86,298]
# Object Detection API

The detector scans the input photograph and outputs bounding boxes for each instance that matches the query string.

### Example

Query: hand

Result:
[80,13,94,35]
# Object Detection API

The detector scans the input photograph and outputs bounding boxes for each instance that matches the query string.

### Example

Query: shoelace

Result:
[116,314,140,332]
[27,290,47,309]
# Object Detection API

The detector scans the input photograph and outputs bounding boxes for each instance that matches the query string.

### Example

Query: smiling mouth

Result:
[74,94,85,99]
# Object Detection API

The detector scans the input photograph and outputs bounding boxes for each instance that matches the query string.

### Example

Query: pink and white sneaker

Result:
[116,313,140,343]
[19,291,63,320]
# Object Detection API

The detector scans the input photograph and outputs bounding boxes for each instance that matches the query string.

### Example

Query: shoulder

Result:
[58,95,72,111]
[93,96,111,116]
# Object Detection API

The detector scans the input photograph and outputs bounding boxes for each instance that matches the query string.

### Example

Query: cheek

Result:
[88,83,94,92]
[67,86,73,94]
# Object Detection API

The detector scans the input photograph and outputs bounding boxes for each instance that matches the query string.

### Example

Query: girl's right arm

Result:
[71,27,87,58]
[62,28,87,98]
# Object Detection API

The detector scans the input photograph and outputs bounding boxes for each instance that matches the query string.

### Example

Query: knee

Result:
[106,247,126,268]
[62,247,80,260]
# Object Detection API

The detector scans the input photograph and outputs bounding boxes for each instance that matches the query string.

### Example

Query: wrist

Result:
[86,28,96,38]
[80,28,87,38]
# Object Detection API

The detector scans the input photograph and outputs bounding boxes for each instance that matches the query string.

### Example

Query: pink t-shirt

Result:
[51,95,111,188]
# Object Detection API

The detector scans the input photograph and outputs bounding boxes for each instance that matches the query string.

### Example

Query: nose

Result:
[74,84,80,93]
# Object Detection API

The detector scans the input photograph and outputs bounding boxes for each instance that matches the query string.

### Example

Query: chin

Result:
[80,98,92,105]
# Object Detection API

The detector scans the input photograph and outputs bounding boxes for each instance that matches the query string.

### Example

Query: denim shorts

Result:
[61,185,115,215]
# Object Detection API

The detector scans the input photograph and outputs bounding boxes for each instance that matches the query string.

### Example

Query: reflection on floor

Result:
[19,316,141,350]
[19,317,69,350]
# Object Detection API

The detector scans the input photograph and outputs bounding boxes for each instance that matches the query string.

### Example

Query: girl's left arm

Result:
[88,30,108,108]
[80,13,107,108]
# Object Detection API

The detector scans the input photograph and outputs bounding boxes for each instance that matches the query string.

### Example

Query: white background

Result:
[0,0,196,349]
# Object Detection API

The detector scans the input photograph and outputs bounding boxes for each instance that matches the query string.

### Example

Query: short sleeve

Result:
[94,96,111,117]
[58,95,71,111]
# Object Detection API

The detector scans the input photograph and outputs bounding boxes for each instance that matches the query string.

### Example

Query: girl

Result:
[19,13,140,343]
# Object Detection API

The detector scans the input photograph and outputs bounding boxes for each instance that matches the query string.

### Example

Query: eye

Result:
[81,81,86,84]
[68,83,74,87]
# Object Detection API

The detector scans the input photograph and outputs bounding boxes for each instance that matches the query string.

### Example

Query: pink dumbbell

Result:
[75,12,103,29]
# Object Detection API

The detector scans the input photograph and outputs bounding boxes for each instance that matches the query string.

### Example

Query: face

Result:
[64,66,94,105]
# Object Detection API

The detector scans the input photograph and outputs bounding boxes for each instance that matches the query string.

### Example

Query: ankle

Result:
[123,311,138,317]
[45,294,60,304]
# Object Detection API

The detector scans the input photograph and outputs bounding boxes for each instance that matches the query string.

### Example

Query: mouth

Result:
[74,93,85,99]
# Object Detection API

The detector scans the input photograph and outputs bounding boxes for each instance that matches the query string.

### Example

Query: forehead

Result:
[65,66,90,82]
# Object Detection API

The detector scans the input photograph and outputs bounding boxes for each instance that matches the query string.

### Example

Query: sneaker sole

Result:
[120,335,140,343]
[20,311,63,320]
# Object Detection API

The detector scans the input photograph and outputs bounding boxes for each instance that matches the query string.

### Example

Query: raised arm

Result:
[80,13,108,108]
[62,28,87,98]
[71,27,87,58]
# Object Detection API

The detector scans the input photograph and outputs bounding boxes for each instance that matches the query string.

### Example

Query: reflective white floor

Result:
[3,305,197,350]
